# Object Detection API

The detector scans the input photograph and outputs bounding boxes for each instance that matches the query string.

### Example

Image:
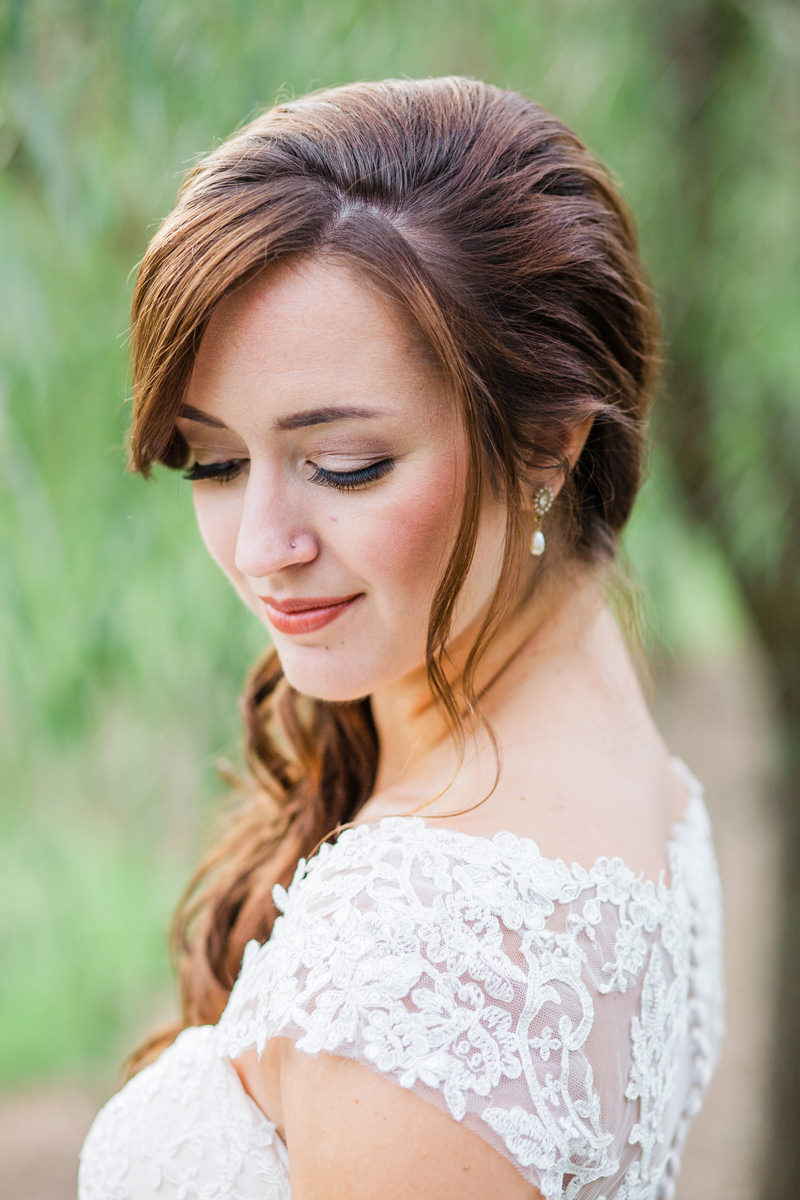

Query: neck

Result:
[369,561,603,796]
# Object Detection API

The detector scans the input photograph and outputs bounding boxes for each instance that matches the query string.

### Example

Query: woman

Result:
[79,77,724,1199]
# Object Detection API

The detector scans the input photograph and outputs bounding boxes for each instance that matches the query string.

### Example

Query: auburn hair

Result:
[125,77,659,1073]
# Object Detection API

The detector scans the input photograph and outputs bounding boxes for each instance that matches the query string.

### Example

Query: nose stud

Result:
[290,540,297,549]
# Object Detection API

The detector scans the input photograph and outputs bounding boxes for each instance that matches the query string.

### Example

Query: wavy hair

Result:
[125,77,659,1072]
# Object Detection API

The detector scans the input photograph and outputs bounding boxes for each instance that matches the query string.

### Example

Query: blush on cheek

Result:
[359,467,465,613]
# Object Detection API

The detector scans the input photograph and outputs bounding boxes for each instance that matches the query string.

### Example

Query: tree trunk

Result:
[650,2,800,1194]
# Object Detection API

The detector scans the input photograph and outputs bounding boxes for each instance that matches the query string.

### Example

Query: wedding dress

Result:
[78,757,724,1200]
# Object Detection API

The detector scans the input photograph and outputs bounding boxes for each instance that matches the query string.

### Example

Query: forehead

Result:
[185,257,450,428]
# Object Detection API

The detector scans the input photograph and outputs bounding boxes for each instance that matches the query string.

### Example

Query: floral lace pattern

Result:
[78,1024,290,1199]
[79,759,724,1200]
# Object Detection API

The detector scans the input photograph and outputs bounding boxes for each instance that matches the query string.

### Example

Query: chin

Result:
[277,657,378,705]
[294,681,372,705]
[276,639,426,705]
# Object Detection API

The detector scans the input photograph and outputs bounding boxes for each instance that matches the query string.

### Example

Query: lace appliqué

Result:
[78,762,723,1200]
[78,1025,290,1200]
[216,782,724,1200]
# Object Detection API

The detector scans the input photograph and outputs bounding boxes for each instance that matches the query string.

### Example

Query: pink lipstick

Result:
[260,593,362,634]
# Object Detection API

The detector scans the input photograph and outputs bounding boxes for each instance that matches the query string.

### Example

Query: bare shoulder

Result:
[278,1042,542,1200]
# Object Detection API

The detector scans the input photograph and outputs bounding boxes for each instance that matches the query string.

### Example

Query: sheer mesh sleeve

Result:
[216,799,723,1200]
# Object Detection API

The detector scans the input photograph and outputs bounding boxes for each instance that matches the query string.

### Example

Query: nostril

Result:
[234,528,319,578]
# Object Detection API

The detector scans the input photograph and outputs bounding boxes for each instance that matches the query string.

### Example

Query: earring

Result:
[530,485,554,556]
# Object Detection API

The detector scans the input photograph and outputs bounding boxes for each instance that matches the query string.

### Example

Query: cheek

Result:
[354,462,464,603]
[192,491,246,586]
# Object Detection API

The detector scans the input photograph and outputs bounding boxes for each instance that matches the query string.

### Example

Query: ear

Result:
[563,414,595,472]
[523,414,595,505]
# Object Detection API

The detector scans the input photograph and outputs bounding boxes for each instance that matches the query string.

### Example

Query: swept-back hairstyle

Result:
[127,77,659,1071]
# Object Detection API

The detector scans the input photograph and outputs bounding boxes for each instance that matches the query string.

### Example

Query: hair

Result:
[125,76,660,1074]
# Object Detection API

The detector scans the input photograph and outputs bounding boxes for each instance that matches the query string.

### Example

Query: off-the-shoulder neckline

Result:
[332,754,706,891]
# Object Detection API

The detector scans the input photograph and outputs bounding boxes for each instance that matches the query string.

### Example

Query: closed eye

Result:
[308,459,395,491]
[182,457,395,490]
[182,459,246,484]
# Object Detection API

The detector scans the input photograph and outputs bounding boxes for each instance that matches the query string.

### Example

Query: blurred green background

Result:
[1,0,798,1191]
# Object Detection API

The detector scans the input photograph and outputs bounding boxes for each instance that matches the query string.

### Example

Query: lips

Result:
[264,595,360,613]
[259,593,362,634]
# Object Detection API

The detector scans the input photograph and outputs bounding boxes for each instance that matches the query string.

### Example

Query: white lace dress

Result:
[78,758,724,1200]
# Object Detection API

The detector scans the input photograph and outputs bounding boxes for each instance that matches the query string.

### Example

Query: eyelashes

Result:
[308,459,394,491]
[182,458,395,491]
[182,459,244,484]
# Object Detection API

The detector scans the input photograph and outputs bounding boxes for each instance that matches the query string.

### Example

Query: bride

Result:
[79,77,724,1199]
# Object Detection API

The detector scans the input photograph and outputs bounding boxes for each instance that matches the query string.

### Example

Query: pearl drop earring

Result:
[530,485,554,556]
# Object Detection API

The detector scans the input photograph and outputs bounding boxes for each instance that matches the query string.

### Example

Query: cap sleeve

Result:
[216,818,700,1200]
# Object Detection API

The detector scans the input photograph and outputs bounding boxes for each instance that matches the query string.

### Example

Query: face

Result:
[177,257,508,703]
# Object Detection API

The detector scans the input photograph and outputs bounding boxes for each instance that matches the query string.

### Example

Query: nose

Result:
[234,466,318,579]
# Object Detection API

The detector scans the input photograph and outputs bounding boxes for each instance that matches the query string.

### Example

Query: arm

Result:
[279,1042,543,1200]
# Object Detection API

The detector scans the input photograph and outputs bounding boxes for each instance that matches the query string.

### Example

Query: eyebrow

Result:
[177,403,386,432]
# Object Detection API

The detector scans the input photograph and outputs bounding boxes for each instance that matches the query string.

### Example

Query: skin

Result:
[180,255,506,714]
[179,256,691,1198]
